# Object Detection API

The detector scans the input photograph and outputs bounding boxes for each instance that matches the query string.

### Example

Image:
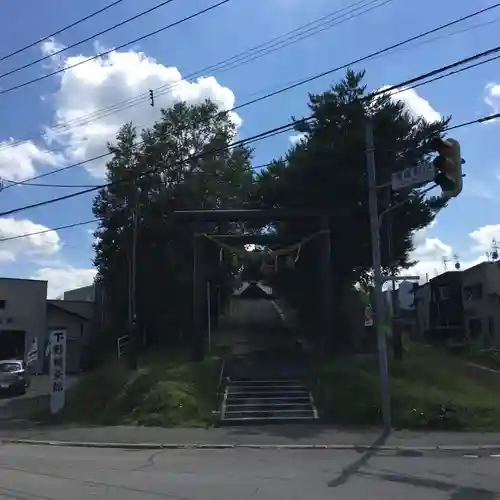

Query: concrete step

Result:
[226,396,311,404]
[221,415,317,424]
[226,403,311,414]
[227,391,309,399]
[225,408,315,418]
[229,379,302,385]
[228,385,307,392]
[220,377,319,425]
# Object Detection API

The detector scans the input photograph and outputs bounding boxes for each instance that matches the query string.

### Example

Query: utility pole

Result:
[319,215,333,357]
[365,118,391,432]
[127,169,139,370]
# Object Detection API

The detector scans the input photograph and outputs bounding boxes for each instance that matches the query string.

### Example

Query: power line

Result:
[0,0,124,63]
[0,161,275,242]
[3,152,113,189]
[0,50,497,219]
[3,181,100,188]
[1,109,498,244]
[0,122,296,218]
[0,5,497,182]
[446,111,500,130]
[7,7,500,191]
[402,51,500,97]
[0,0,232,97]
[238,12,500,103]
[0,0,393,153]
[0,219,98,243]
[1,163,271,189]
[0,0,179,81]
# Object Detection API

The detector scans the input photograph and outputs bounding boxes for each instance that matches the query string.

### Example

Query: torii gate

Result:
[172,209,336,362]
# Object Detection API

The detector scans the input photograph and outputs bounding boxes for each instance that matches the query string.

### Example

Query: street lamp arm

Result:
[378,182,440,228]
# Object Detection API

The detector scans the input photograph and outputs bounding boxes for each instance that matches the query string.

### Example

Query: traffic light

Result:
[149,89,154,107]
[431,137,463,197]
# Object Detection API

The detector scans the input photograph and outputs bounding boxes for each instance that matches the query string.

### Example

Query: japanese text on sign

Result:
[392,162,435,191]
[49,330,66,414]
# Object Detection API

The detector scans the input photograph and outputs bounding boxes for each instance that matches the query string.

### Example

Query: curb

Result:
[2,439,500,452]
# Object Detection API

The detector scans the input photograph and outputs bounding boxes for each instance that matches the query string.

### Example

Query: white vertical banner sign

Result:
[207,282,211,353]
[49,330,66,415]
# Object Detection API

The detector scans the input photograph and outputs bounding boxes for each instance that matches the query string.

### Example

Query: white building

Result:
[0,277,47,372]
[63,284,95,302]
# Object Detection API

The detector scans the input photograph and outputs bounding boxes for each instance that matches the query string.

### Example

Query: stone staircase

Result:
[220,378,319,424]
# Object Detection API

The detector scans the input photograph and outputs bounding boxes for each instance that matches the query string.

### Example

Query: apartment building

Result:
[461,261,500,344]
[415,261,500,345]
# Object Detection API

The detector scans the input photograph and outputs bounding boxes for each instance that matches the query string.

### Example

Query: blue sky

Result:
[0,0,499,295]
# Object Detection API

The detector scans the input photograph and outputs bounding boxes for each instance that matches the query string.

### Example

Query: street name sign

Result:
[392,163,435,191]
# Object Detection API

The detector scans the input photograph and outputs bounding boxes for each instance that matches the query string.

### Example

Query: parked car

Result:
[0,360,30,396]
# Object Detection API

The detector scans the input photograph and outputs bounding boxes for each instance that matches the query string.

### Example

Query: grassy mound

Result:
[312,344,500,430]
[44,351,221,428]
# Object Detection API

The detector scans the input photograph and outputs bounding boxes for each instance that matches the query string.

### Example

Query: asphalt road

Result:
[0,444,499,499]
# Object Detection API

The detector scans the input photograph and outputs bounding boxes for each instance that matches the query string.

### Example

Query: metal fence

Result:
[116,335,129,360]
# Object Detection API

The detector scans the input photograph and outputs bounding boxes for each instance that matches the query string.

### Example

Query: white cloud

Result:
[0,139,63,182]
[406,227,453,280]
[379,86,441,123]
[0,218,60,262]
[40,37,66,58]
[469,224,500,252]
[31,265,97,299]
[405,222,500,281]
[485,82,500,114]
[289,132,307,145]
[45,46,242,177]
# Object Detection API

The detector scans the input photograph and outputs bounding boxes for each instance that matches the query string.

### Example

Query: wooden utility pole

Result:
[319,216,333,356]
[192,226,205,362]
[127,167,140,370]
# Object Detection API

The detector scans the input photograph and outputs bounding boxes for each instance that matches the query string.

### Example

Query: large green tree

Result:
[252,70,448,348]
[93,100,253,347]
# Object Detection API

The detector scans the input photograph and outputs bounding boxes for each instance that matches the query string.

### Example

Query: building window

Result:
[0,300,6,309]
[439,286,451,300]
[464,284,483,301]
[469,318,482,339]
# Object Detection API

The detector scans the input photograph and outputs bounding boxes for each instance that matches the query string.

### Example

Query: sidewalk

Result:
[1,424,500,450]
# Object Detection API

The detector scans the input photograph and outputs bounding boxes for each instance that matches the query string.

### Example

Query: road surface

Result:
[0,444,499,499]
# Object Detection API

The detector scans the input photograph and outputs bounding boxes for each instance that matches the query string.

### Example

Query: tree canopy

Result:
[251,70,448,347]
[93,100,253,346]
[92,70,449,355]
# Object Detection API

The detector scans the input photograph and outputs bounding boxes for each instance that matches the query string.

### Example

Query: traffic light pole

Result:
[365,119,392,432]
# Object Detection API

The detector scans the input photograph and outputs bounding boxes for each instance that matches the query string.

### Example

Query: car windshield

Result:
[0,362,21,373]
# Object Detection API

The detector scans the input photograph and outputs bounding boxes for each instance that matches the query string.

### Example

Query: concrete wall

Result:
[46,306,88,373]
[48,300,94,322]
[0,278,47,373]
[63,284,95,302]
